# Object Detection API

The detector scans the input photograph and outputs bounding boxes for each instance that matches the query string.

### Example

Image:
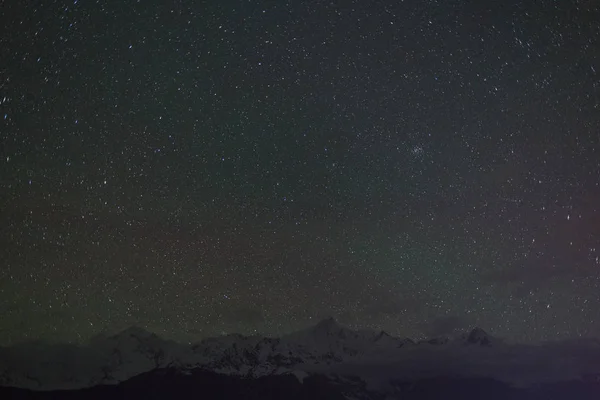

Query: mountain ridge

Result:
[1,318,599,395]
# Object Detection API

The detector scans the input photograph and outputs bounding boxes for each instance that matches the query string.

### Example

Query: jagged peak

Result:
[375,330,390,339]
[373,330,402,344]
[311,317,345,335]
[469,327,488,336]
[466,327,493,346]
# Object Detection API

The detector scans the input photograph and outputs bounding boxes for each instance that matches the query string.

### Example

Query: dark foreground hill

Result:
[1,367,599,400]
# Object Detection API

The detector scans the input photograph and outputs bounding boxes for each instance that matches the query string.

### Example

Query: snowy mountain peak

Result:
[465,327,493,346]
[313,317,343,335]
[115,326,156,340]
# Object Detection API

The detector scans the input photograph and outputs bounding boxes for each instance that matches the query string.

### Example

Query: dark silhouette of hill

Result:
[1,367,599,400]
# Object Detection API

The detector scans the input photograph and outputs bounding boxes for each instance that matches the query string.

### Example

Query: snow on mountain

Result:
[462,327,497,346]
[1,319,600,392]
[88,326,189,382]
[281,317,416,363]
[282,317,375,360]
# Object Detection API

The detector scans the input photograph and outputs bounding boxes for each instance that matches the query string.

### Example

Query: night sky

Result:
[1,0,599,345]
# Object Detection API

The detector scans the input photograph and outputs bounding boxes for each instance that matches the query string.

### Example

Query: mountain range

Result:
[1,318,599,399]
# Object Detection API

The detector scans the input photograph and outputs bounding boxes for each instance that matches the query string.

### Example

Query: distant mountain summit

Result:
[313,317,343,336]
[465,327,494,346]
[117,326,157,339]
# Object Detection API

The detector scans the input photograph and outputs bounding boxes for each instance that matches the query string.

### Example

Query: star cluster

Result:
[0,0,599,344]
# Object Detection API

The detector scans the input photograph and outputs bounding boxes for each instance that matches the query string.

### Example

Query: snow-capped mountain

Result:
[463,327,496,346]
[1,318,600,398]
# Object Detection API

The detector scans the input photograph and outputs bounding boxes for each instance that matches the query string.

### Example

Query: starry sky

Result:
[1,0,599,345]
